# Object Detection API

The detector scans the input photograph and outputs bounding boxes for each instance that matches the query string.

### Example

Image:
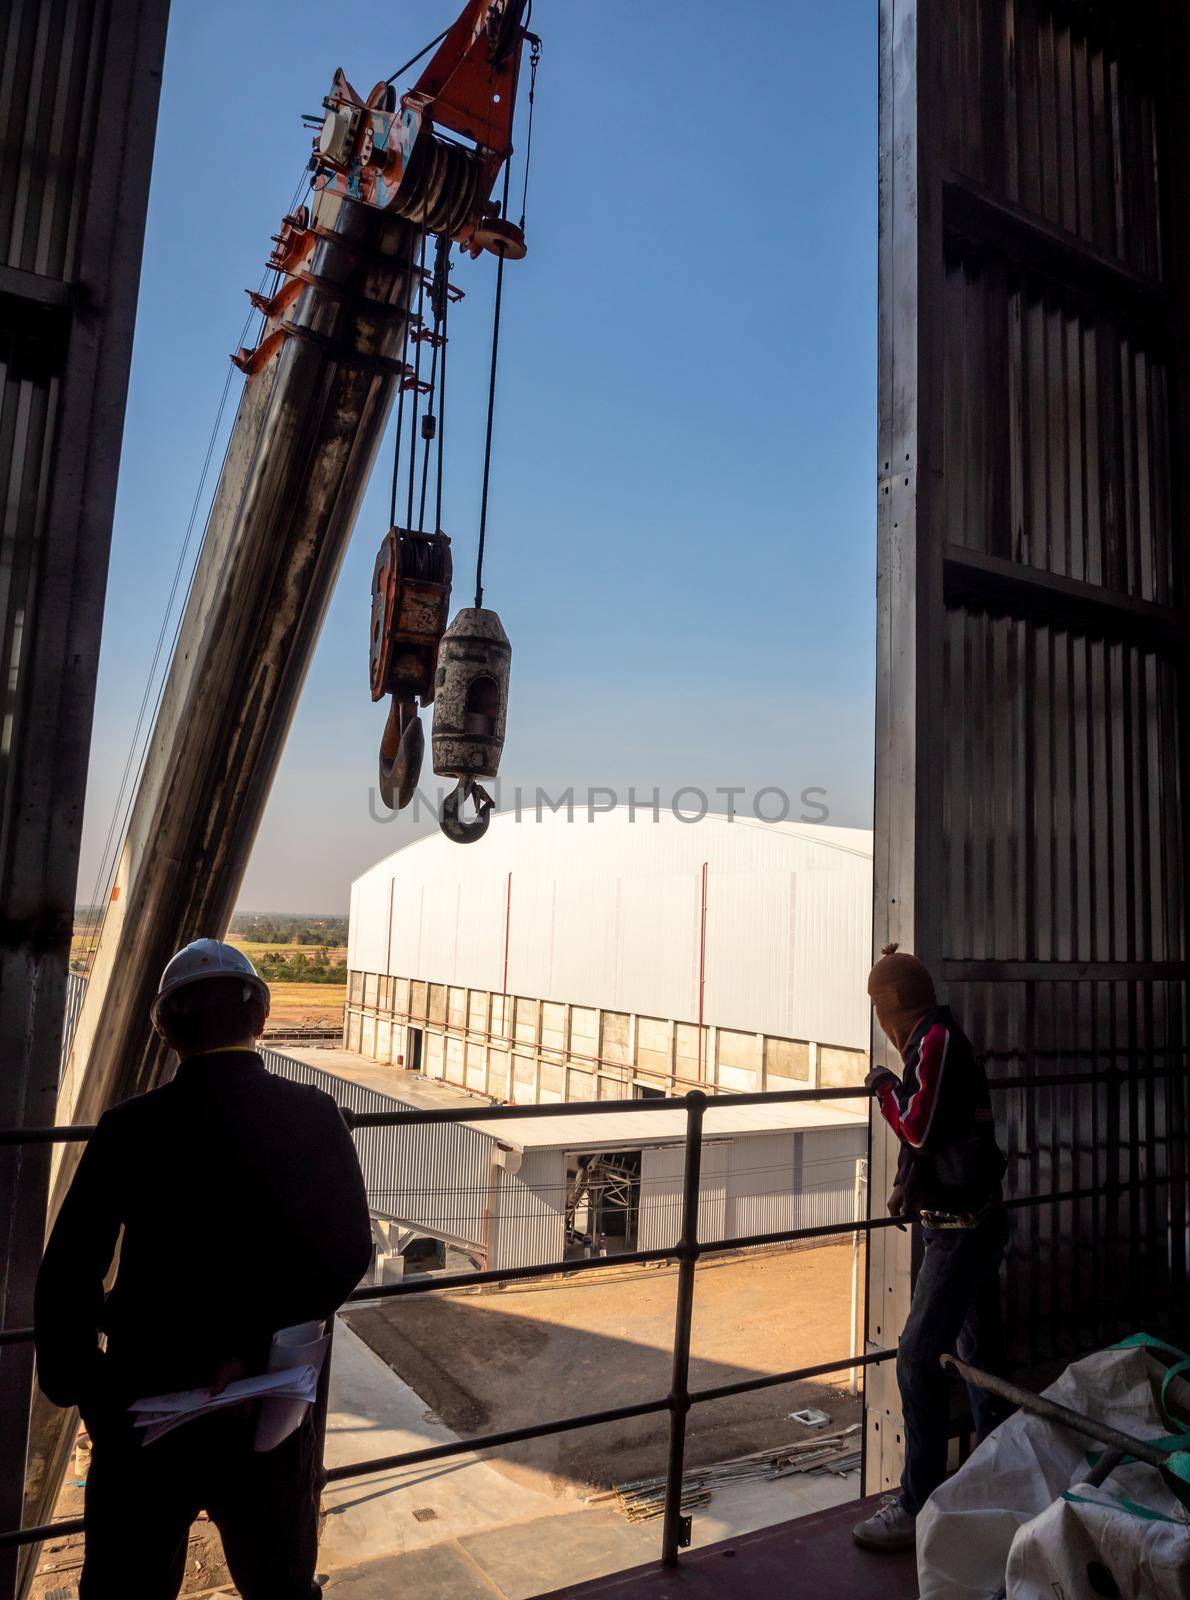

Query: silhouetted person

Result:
[35,939,373,1599]
[852,943,1009,1554]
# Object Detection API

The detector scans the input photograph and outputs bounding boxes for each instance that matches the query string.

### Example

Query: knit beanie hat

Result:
[867,942,937,1054]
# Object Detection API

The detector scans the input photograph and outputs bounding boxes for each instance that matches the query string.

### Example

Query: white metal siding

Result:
[489,1149,566,1271]
[639,1141,731,1251]
[640,1126,866,1253]
[262,1050,494,1254]
[350,809,873,1049]
[727,1126,867,1239]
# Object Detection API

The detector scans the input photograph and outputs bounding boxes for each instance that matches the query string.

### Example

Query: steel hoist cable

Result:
[473,34,538,606]
[434,254,451,534]
[474,162,512,609]
[385,22,452,86]
[417,234,451,532]
[519,34,541,232]
[388,224,422,528]
[405,228,429,531]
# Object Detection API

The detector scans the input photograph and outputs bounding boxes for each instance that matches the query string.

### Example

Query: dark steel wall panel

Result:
[943,255,1174,599]
[943,1,1163,277]
[941,612,1184,963]
[871,0,1189,1495]
[0,2,170,1592]
[1,0,110,281]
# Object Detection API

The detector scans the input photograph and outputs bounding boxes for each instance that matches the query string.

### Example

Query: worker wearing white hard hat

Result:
[35,935,371,1599]
[150,937,271,1048]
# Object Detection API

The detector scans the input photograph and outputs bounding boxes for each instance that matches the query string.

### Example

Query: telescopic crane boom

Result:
[22,2,538,1578]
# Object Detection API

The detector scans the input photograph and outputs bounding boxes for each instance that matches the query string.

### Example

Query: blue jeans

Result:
[897,1205,1010,1514]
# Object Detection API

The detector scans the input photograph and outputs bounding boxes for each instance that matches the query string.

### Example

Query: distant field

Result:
[228,937,349,964]
[266,982,347,1032]
[68,932,348,966]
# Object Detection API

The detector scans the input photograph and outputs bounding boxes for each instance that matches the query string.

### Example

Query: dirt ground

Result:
[347,1242,862,1497]
[264,982,346,1032]
[32,1476,231,1596]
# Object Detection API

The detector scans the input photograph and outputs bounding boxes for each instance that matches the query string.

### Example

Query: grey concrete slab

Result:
[320,1322,560,1570]
[323,1541,503,1600]
[458,1509,658,1600]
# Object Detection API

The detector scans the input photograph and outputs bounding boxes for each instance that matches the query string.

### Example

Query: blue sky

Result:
[79,0,877,912]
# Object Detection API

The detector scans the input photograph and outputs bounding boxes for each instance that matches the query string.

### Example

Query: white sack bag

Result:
[1006,1482,1190,1600]
[916,1340,1190,1600]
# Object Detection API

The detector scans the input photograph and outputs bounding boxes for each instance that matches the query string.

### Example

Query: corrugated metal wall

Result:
[870,0,1190,1493]
[350,810,874,1049]
[261,1049,494,1254]
[489,1149,567,1271]
[639,1127,866,1253]
[262,1048,568,1269]
[264,1048,866,1274]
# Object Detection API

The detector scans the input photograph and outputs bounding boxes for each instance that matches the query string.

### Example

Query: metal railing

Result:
[0,1072,1173,1568]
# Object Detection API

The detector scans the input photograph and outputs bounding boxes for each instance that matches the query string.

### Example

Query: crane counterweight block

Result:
[431,606,511,840]
[431,607,511,780]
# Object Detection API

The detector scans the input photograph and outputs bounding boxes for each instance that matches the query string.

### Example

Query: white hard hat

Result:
[151,938,269,1024]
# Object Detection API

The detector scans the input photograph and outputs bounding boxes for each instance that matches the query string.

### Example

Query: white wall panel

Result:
[489,1149,566,1270]
[351,810,873,1049]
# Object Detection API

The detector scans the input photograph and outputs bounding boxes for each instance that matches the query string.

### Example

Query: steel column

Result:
[660,1089,705,1566]
[0,2,170,1592]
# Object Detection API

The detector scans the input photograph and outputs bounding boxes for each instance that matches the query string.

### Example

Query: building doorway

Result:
[565,1149,641,1258]
[405,1026,423,1073]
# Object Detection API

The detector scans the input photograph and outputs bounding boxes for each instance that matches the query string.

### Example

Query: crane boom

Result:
[22,0,537,1573]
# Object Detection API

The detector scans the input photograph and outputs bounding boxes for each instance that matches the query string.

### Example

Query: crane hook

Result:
[378,700,424,811]
[440,778,494,844]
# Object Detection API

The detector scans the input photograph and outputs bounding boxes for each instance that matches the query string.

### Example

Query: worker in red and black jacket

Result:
[851,943,1009,1555]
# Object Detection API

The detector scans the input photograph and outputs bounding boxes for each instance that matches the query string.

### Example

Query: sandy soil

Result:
[346,1242,861,1497]
[264,982,346,1031]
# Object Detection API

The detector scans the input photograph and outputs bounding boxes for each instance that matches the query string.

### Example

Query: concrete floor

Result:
[275,1046,482,1113]
[320,1485,883,1600]
[320,1322,561,1567]
[317,1319,862,1598]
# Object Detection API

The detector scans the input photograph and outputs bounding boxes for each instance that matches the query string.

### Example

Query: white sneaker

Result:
[851,1494,917,1552]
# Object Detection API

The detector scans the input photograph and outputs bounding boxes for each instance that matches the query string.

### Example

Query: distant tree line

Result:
[256,947,348,985]
[229,913,349,946]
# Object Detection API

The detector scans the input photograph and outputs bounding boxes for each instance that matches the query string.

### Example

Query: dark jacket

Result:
[34,1051,373,1414]
[872,1005,1007,1216]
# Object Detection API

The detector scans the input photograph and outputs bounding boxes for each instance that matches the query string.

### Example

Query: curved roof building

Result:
[346,808,874,1102]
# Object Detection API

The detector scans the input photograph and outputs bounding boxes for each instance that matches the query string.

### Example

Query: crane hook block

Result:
[432,607,511,840]
[370,527,453,705]
[371,526,452,813]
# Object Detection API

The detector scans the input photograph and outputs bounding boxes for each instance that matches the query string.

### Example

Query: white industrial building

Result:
[265,1049,869,1273]
[324,810,874,1271]
[346,808,874,1102]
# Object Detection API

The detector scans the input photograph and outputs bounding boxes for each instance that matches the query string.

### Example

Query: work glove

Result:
[863,1065,896,1094]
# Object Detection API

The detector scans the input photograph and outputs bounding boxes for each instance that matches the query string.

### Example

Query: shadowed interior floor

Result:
[532,1495,920,1600]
